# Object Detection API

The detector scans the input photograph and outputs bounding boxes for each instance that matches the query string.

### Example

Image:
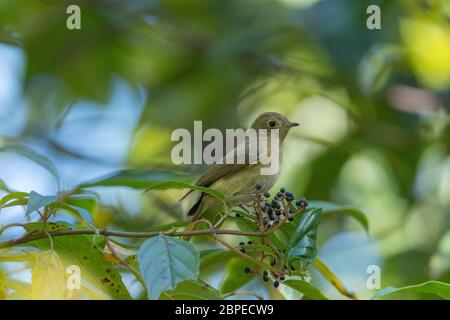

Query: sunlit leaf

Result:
[0,198,28,209]
[0,192,28,206]
[283,279,329,300]
[80,169,192,189]
[0,270,6,300]
[137,235,199,299]
[31,250,66,300]
[313,258,356,299]
[23,222,131,300]
[371,281,450,300]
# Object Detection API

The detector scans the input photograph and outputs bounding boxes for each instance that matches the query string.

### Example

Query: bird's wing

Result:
[180,140,258,200]
[179,163,251,201]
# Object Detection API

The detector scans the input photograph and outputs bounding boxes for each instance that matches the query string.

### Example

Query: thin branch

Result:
[0,228,264,249]
[214,236,286,276]
[105,238,146,289]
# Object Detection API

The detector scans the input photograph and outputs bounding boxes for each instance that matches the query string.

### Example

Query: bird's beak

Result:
[288,121,300,127]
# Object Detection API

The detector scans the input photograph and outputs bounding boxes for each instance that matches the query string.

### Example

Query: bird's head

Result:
[251,112,299,142]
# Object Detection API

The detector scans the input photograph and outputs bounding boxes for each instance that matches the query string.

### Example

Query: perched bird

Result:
[182,112,299,223]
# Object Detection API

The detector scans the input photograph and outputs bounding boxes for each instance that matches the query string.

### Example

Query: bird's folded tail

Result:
[187,193,203,217]
[181,192,205,241]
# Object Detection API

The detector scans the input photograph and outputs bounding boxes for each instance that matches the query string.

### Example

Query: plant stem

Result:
[0,228,265,249]
[105,238,147,289]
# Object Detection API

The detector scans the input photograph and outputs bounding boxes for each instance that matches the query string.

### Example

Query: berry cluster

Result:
[235,185,309,288]
[243,263,292,288]
[254,184,308,230]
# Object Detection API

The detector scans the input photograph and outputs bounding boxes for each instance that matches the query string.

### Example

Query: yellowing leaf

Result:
[0,270,6,300]
[31,250,66,300]
[103,241,136,265]
[80,285,110,300]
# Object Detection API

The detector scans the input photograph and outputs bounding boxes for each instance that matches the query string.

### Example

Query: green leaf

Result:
[242,243,278,258]
[145,181,224,201]
[233,217,260,240]
[160,280,222,300]
[79,169,192,189]
[220,257,255,295]
[25,191,58,216]
[371,281,450,300]
[65,194,98,213]
[0,142,60,185]
[137,235,199,299]
[229,215,285,250]
[22,222,131,300]
[309,201,369,232]
[200,249,234,270]
[0,192,29,206]
[54,202,95,227]
[146,220,189,232]
[283,280,329,300]
[59,194,99,227]
[285,208,322,265]
[0,179,11,192]
[0,198,28,209]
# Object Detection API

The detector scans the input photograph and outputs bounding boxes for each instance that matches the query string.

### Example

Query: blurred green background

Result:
[0,0,449,299]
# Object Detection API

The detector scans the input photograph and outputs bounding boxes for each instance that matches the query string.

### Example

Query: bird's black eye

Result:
[269,120,277,127]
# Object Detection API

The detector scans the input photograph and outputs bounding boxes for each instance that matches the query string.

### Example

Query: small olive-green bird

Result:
[182,112,299,223]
